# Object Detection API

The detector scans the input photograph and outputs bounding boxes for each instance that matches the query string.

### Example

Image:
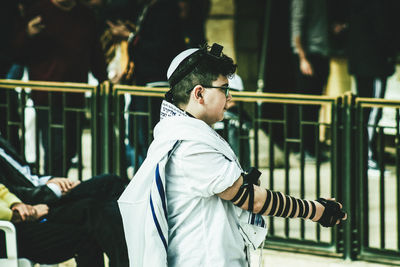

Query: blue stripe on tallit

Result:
[150,195,168,251]
[251,213,255,225]
[249,213,266,228]
[155,164,168,220]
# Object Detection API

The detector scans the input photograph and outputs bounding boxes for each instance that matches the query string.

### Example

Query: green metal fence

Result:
[1,80,400,265]
[352,96,400,265]
[0,79,100,180]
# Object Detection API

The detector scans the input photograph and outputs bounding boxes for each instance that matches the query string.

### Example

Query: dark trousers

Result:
[52,174,129,267]
[5,175,129,267]
[58,173,128,204]
[16,198,105,266]
[292,53,329,154]
[355,75,388,160]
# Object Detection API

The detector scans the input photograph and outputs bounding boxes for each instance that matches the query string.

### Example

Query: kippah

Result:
[166,43,225,88]
[166,48,199,80]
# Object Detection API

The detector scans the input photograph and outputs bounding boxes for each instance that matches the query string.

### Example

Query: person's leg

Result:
[16,221,104,267]
[88,201,129,267]
[355,76,387,166]
[293,53,329,155]
[48,198,129,267]
[58,174,128,204]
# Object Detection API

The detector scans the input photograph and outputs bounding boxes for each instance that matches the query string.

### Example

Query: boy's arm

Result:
[218,176,346,227]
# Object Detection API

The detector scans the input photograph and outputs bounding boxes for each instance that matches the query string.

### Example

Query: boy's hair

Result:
[166,44,237,106]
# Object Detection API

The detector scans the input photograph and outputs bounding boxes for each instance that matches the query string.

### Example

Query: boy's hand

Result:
[312,198,347,227]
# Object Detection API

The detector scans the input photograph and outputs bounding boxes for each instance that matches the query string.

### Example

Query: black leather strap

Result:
[302,200,309,219]
[288,196,298,218]
[276,192,285,217]
[258,189,272,215]
[230,186,244,203]
[248,184,254,212]
[269,191,279,215]
[235,187,249,207]
[309,201,316,220]
[281,195,292,218]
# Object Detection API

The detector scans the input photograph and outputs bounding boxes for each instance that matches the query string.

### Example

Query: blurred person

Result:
[0,0,22,151]
[13,0,108,176]
[0,183,104,266]
[107,0,185,174]
[346,0,399,170]
[0,134,129,266]
[178,0,210,48]
[291,0,330,159]
[0,0,20,78]
[119,43,347,266]
[0,183,126,266]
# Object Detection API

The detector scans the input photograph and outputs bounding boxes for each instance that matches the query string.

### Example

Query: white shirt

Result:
[118,101,267,267]
[166,140,245,267]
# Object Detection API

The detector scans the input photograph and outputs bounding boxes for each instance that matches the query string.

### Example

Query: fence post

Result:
[341,92,357,260]
[100,81,111,174]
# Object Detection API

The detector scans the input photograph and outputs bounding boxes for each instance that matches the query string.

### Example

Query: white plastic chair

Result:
[0,220,58,267]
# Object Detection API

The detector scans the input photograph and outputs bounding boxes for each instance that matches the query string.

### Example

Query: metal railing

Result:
[1,80,399,265]
[352,96,400,265]
[0,79,99,180]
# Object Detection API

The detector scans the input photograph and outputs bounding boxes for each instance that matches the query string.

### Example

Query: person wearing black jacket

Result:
[347,0,399,170]
[0,135,129,267]
[0,185,107,267]
[107,0,185,173]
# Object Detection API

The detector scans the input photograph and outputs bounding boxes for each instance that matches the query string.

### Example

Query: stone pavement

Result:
[249,249,389,267]
[57,248,389,267]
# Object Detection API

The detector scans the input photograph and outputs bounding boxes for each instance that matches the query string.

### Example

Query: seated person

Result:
[0,135,127,204]
[0,136,129,267]
[0,183,107,266]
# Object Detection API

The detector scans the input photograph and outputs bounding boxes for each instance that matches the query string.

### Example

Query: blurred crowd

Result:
[1,0,400,173]
[0,0,210,176]
[0,0,399,266]
[263,0,400,170]
[1,0,210,83]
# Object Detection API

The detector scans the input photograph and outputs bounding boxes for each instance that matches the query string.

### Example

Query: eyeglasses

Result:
[186,85,231,97]
[202,85,231,97]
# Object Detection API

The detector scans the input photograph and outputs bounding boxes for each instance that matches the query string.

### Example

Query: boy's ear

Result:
[193,85,204,102]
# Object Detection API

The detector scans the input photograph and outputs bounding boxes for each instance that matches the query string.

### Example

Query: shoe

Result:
[368,159,379,170]
[367,159,391,176]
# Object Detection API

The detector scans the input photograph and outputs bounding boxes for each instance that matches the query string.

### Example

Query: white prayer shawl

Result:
[118,101,267,267]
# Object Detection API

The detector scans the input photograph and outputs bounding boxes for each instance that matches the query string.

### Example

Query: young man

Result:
[119,44,347,266]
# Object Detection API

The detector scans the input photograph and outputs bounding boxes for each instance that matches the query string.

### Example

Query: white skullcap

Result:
[167,48,199,80]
